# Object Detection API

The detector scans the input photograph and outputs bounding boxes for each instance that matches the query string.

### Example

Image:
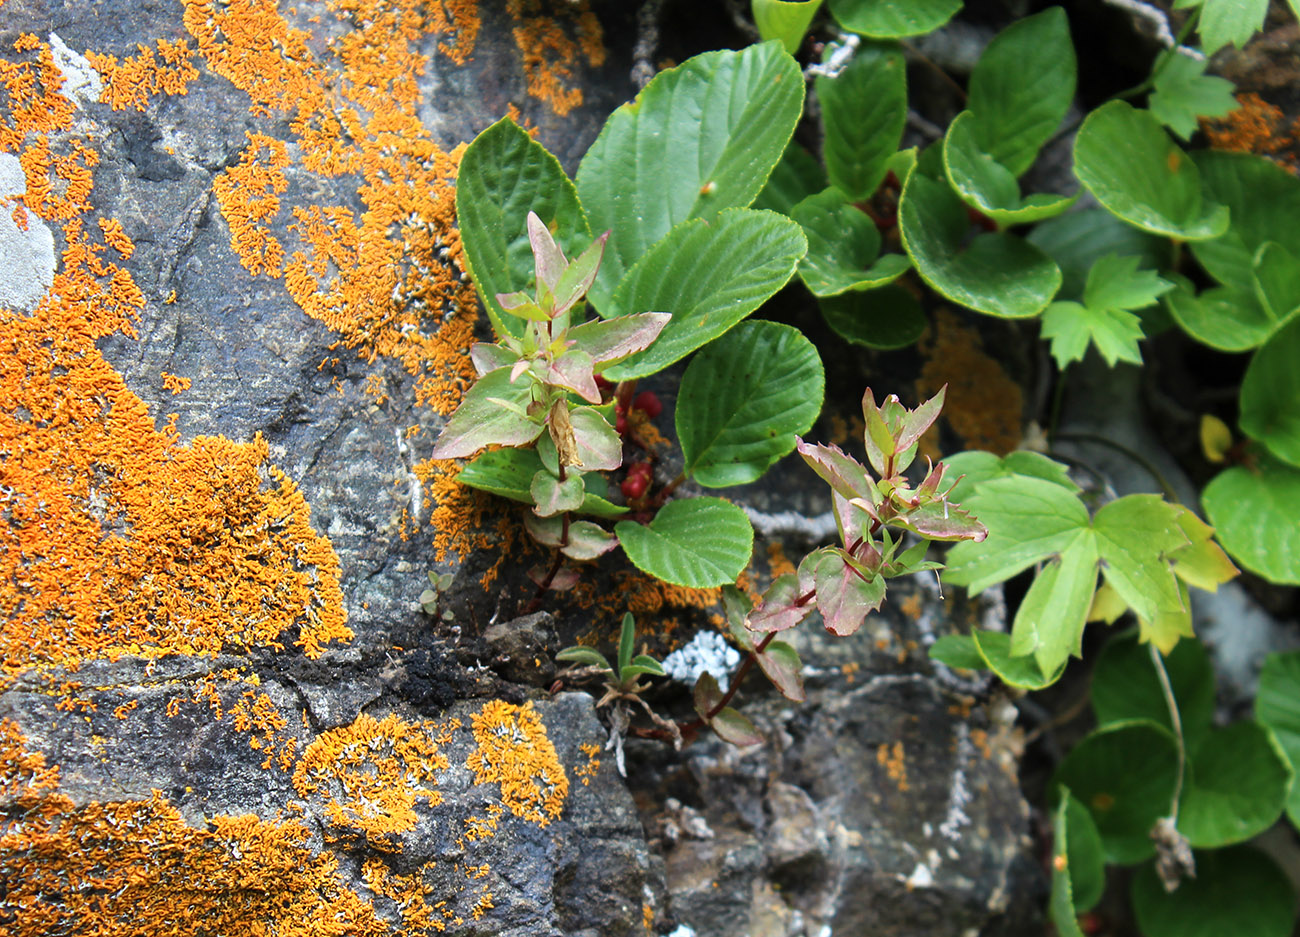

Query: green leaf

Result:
[459,447,627,518]
[456,118,592,337]
[753,0,825,53]
[927,634,987,672]
[1251,242,1300,320]
[615,497,754,588]
[1148,53,1239,140]
[677,320,824,487]
[1092,494,1189,624]
[942,450,1080,505]
[1203,456,1300,584]
[756,639,805,702]
[1091,630,1215,750]
[827,0,961,38]
[899,157,1061,318]
[1240,312,1300,467]
[1163,280,1276,352]
[429,367,542,460]
[555,646,612,671]
[577,42,804,306]
[966,8,1077,177]
[1008,534,1099,674]
[943,112,1078,227]
[818,285,926,349]
[1174,0,1270,55]
[1028,209,1172,302]
[817,39,907,200]
[1052,720,1179,864]
[617,611,635,674]
[530,469,584,517]
[1192,151,1300,291]
[1044,250,1176,367]
[1255,650,1300,827]
[792,188,910,296]
[711,706,765,746]
[1178,721,1292,847]
[561,521,619,561]
[1085,253,1175,312]
[599,209,807,380]
[1073,101,1228,241]
[1131,846,1295,937]
[968,628,1066,690]
[1062,792,1106,913]
[753,142,826,214]
[1048,794,1088,937]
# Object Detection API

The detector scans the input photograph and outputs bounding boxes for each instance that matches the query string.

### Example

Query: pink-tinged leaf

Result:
[895,385,947,454]
[710,706,763,746]
[524,512,565,547]
[560,521,619,560]
[722,584,755,652]
[814,549,886,636]
[746,573,814,633]
[471,342,519,377]
[530,468,584,517]
[552,231,609,317]
[568,312,672,366]
[693,672,724,721]
[429,367,543,460]
[496,290,548,322]
[756,640,805,702]
[890,500,988,542]
[916,457,945,500]
[796,438,875,501]
[510,357,532,383]
[528,211,567,292]
[861,388,897,476]
[569,406,622,471]
[545,349,600,403]
[528,563,580,591]
[847,496,883,527]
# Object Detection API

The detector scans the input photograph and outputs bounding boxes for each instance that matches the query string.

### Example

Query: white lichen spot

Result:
[48,33,104,105]
[665,926,696,937]
[0,154,55,312]
[661,630,740,686]
[938,722,974,842]
[905,863,934,889]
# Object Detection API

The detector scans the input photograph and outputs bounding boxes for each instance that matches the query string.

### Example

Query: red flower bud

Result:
[621,473,648,499]
[632,390,662,418]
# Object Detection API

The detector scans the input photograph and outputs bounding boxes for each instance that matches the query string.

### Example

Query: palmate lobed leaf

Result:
[1148,53,1239,140]
[1174,0,1270,55]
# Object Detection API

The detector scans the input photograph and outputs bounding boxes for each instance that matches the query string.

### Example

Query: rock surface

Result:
[0,1,1040,934]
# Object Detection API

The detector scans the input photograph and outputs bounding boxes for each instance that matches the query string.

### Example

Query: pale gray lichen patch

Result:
[48,33,104,106]
[0,154,56,312]
[661,630,740,686]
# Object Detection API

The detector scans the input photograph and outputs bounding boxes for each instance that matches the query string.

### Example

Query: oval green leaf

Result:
[816,39,907,200]
[1062,792,1106,913]
[1131,846,1295,937]
[1052,719,1179,864]
[1163,282,1276,352]
[1240,312,1300,467]
[753,0,824,53]
[456,118,592,336]
[1192,150,1300,291]
[818,285,926,349]
[599,208,807,380]
[792,188,909,296]
[458,448,626,518]
[615,497,754,588]
[753,141,827,215]
[1048,794,1088,937]
[1254,650,1300,827]
[1073,101,1228,241]
[899,159,1061,317]
[1203,457,1300,584]
[577,42,804,306]
[1178,721,1291,848]
[1091,630,1215,749]
[827,0,961,38]
[677,320,824,487]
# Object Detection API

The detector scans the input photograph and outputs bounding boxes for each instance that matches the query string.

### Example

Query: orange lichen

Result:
[916,309,1023,455]
[211,132,290,276]
[466,700,568,825]
[161,370,191,393]
[574,740,600,786]
[1203,91,1299,171]
[506,0,605,117]
[362,859,447,935]
[85,38,199,111]
[292,712,448,850]
[0,719,389,937]
[876,740,909,793]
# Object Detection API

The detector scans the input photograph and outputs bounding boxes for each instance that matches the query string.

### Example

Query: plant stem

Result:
[523,511,571,613]
[1149,642,1186,820]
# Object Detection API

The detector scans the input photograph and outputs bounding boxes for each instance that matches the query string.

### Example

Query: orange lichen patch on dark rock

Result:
[0,718,389,937]
[211,131,290,276]
[362,859,450,934]
[506,0,605,117]
[466,700,568,826]
[85,38,199,111]
[574,740,600,787]
[1204,91,1299,171]
[0,36,75,151]
[876,740,909,793]
[916,309,1023,456]
[160,370,191,393]
[292,712,448,851]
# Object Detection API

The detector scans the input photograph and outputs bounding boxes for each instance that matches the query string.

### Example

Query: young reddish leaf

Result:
[710,706,764,746]
[497,289,548,321]
[429,367,543,459]
[693,671,724,721]
[552,231,610,317]
[796,438,875,501]
[528,210,568,292]
[890,500,988,542]
[570,406,622,471]
[527,563,580,591]
[895,386,947,455]
[569,312,672,366]
[756,639,805,702]
[814,549,886,636]
[530,469,584,517]
[747,573,814,633]
[722,584,756,652]
[470,342,519,377]
[861,388,897,475]
[560,521,619,560]
[524,512,565,547]
[545,349,601,403]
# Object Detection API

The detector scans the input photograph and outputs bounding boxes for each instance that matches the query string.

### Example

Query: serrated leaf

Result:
[567,313,671,368]
[677,320,824,487]
[1093,494,1189,623]
[456,118,592,336]
[827,0,961,38]
[1178,721,1291,847]
[1052,720,1180,864]
[817,39,907,199]
[598,209,807,380]
[1203,456,1300,584]
[753,141,827,214]
[1084,253,1175,312]
[748,572,815,633]
[756,640,805,701]
[1148,53,1239,140]
[792,188,909,296]
[1028,209,1172,302]
[943,450,1079,505]
[1073,101,1228,240]
[753,0,825,53]
[429,367,542,460]
[795,439,875,502]
[813,549,886,636]
[890,500,987,542]
[1131,845,1295,937]
[1168,509,1238,593]
[818,284,926,349]
[1255,650,1300,827]
[615,497,754,588]
[1174,0,1269,55]
[1092,630,1215,749]
[1192,151,1300,291]
[966,8,1077,177]
[1008,533,1099,674]
[899,153,1061,318]
[943,112,1078,227]
[577,42,804,306]
[1240,312,1300,467]
[710,706,764,746]
[1041,301,1146,369]
[1163,281,1276,352]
